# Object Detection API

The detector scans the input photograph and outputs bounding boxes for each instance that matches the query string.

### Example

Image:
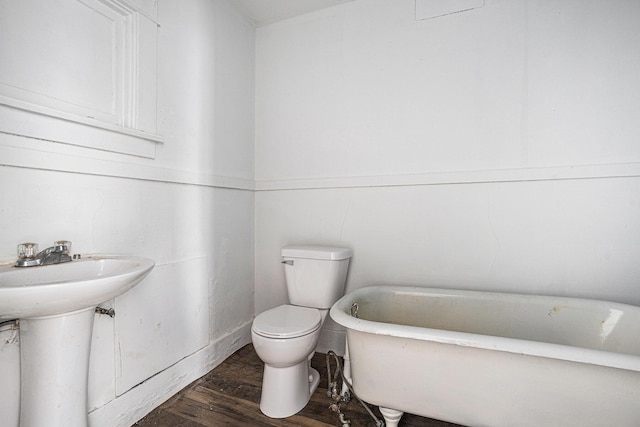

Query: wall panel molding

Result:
[0,0,162,158]
[0,102,159,158]
[3,130,637,193]
[0,140,255,191]
[255,163,640,191]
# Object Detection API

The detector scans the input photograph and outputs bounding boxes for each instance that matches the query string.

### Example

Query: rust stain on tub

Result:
[548,305,573,316]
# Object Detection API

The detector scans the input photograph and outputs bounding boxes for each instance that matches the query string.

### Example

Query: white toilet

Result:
[251,245,353,418]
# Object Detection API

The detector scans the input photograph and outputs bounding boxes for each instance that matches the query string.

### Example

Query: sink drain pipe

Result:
[95,306,115,317]
[326,350,384,427]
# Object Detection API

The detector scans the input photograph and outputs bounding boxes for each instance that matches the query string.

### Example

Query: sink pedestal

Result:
[0,254,155,426]
[19,308,95,427]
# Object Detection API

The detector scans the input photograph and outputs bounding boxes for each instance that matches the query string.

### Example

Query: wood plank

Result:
[134,344,462,427]
[181,386,334,427]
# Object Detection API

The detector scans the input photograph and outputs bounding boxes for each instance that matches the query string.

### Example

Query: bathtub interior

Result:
[350,287,640,356]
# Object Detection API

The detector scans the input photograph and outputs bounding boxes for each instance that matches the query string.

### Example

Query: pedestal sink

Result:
[0,254,155,427]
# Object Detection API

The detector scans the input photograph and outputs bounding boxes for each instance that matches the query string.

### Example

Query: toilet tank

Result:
[281,246,352,309]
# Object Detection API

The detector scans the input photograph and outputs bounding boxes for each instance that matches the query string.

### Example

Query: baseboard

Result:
[88,321,253,427]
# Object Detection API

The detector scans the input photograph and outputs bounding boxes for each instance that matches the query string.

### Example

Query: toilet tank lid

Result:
[281,245,353,260]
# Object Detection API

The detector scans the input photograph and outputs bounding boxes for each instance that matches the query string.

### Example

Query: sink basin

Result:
[0,254,154,320]
[0,253,154,427]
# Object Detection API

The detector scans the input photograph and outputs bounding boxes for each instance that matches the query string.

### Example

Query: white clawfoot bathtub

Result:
[330,286,640,427]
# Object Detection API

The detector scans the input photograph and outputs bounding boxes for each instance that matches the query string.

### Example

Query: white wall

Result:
[0,1,255,426]
[256,0,640,179]
[1,0,639,422]
[254,0,640,352]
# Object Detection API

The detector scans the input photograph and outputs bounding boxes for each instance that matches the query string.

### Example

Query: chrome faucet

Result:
[15,241,72,267]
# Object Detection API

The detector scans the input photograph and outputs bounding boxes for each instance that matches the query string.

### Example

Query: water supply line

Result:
[326,350,384,427]
[0,319,19,345]
[0,319,19,329]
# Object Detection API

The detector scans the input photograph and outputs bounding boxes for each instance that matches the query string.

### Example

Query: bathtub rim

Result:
[330,285,640,373]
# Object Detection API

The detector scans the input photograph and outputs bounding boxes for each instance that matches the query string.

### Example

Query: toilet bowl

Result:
[251,305,323,418]
[252,245,352,418]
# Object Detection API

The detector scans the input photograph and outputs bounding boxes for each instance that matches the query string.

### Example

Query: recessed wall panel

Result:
[0,0,119,122]
[0,0,162,156]
[114,258,209,395]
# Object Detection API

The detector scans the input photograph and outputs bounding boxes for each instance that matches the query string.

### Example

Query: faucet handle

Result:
[54,240,72,254]
[17,242,39,259]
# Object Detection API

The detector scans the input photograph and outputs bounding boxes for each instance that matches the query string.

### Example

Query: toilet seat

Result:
[252,305,321,339]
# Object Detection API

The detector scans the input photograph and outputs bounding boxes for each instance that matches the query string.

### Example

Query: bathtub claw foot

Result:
[379,407,403,427]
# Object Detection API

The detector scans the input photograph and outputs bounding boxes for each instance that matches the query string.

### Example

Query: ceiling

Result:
[230,0,356,27]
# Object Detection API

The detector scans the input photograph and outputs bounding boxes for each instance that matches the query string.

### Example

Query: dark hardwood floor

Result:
[134,344,461,426]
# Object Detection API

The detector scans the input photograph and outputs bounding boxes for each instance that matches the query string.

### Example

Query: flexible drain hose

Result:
[325,350,384,427]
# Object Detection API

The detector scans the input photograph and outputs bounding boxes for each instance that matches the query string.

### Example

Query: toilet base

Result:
[259,358,320,418]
